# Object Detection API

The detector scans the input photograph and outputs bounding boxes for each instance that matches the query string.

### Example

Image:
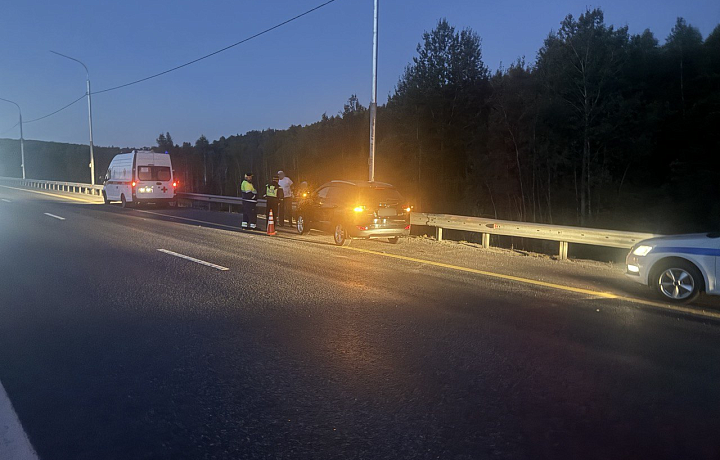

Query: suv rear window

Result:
[326,186,351,203]
[137,166,171,181]
[361,188,403,204]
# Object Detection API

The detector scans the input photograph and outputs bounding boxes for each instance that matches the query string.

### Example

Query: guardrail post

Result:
[436,227,443,242]
[482,233,490,249]
[559,241,569,260]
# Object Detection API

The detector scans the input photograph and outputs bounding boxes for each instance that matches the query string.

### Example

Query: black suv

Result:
[296,180,411,245]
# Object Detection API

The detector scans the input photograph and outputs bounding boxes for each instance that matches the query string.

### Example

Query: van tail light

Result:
[405,225,411,230]
[131,181,136,187]
[172,181,178,187]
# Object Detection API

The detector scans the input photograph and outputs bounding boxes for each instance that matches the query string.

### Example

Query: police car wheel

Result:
[652,260,703,304]
[333,223,350,246]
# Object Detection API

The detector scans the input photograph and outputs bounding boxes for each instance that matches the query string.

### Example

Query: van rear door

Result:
[135,165,174,201]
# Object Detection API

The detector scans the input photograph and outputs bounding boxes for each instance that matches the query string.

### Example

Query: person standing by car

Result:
[264,174,283,230]
[277,170,294,227]
[241,173,258,230]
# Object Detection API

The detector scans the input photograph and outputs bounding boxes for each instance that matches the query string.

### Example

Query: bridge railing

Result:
[410,212,658,259]
[1,176,658,259]
[0,176,103,196]
[175,192,267,211]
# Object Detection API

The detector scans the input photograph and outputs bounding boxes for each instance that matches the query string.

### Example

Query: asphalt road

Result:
[1,185,720,460]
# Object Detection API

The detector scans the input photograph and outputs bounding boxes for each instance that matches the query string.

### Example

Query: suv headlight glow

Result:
[632,245,653,256]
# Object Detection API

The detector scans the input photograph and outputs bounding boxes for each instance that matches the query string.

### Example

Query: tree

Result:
[664,18,704,117]
[537,8,629,224]
[195,135,210,188]
[155,132,175,153]
[389,18,490,211]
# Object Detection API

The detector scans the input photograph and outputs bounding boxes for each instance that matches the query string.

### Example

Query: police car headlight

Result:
[632,245,653,256]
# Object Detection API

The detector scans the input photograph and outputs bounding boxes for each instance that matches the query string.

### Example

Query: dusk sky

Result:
[1,0,718,148]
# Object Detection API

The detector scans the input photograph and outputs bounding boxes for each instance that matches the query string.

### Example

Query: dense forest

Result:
[2,9,718,233]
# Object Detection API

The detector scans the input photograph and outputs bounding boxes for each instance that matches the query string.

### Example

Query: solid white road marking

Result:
[157,249,229,271]
[1,198,11,203]
[43,213,66,221]
[0,380,39,460]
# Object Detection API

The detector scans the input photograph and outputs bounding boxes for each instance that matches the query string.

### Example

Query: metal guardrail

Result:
[410,212,659,259]
[1,176,658,259]
[0,176,103,196]
[176,192,266,211]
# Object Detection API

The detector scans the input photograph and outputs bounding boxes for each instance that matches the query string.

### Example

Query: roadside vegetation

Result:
[2,8,718,233]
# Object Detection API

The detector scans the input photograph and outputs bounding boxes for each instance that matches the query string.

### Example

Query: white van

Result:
[102,150,176,207]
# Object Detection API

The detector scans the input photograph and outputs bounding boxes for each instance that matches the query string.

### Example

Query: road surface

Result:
[1,185,719,459]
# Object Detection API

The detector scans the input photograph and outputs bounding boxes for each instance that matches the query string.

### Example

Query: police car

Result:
[626,233,720,303]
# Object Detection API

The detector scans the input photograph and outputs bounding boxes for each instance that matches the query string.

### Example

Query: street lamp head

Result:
[50,50,89,77]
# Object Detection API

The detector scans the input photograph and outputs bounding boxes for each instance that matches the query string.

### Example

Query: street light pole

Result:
[368,0,379,182]
[51,51,95,185]
[0,97,25,179]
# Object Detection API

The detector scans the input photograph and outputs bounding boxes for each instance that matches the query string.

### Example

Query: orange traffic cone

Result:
[267,208,277,236]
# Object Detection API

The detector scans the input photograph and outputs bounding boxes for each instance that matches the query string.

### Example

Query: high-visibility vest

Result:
[266,185,278,198]
[241,180,256,194]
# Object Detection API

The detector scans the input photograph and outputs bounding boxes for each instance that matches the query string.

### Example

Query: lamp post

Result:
[0,97,25,179]
[368,0,379,182]
[51,51,95,185]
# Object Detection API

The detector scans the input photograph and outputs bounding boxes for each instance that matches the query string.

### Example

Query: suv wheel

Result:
[652,260,703,304]
[333,223,350,246]
[297,215,310,235]
[388,237,401,244]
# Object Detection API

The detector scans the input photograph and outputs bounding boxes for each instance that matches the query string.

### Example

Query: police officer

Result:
[264,174,284,229]
[241,173,258,230]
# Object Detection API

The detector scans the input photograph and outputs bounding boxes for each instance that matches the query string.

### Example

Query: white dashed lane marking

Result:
[0,379,39,460]
[1,198,11,203]
[157,249,229,271]
[43,213,66,221]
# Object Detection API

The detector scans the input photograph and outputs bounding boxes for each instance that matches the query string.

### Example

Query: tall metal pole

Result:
[86,78,95,185]
[368,0,379,182]
[0,98,25,179]
[19,110,24,179]
[51,51,95,185]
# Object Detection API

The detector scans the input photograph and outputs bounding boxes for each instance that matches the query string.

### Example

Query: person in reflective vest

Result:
[264,175,284,229]
[241,173,258,230]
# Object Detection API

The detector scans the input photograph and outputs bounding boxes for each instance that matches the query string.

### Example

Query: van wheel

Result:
[102,191,110,204]
[120,194,128,208]
[388,237,401,244]
[651,259,703,304]
[333,223,350,246]
[296,215,310,235]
